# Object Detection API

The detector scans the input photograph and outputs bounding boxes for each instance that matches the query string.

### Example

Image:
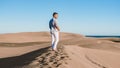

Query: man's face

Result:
[54,14,58,19]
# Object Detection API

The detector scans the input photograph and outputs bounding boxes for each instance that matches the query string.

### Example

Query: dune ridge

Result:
[0,32,120,68]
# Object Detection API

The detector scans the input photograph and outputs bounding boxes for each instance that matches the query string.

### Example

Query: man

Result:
[49,12,60,51]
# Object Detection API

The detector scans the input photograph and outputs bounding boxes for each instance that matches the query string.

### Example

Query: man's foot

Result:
[52,48,58,52]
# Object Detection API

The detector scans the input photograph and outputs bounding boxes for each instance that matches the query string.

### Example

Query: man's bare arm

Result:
[56,26,60,31]
[54,22,60,31]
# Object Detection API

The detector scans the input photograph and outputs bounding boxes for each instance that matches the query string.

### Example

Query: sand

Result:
[64,45,120,68]
[0,32,120,68]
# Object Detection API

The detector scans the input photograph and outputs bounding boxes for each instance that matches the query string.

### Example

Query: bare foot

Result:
[52,48,58,52]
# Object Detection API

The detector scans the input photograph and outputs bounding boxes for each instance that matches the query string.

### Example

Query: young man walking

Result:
[49,12,60,51]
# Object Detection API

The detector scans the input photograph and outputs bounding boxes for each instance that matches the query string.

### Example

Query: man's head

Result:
[53,12,58,19]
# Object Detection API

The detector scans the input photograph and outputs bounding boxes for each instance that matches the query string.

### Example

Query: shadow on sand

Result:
[0,46,50,68]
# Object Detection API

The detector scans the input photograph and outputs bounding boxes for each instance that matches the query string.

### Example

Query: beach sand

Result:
[0,32,120,68]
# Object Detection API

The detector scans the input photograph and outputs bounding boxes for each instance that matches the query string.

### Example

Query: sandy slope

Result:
[0,32,83,43]
[0,44,48,58]
[0,32,120,68]
[64,45,120,68]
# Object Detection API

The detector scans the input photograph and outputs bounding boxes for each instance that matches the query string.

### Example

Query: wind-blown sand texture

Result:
[0,32,120,68]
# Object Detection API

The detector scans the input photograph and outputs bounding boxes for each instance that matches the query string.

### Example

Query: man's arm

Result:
[54,22,60,31]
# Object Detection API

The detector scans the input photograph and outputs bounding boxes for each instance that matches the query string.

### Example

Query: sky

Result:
[0,0,120,35]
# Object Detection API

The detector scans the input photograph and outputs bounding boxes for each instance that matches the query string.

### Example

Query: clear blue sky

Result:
[0,0,120,35]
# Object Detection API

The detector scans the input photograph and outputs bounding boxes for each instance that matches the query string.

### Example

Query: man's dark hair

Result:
[53,12,58,16]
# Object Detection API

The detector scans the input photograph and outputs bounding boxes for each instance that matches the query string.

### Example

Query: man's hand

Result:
[54,22,60,31]
[56,26,60,31]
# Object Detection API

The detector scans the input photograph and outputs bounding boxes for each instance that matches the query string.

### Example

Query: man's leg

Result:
[53,31,59,50]
[51,32,55,50]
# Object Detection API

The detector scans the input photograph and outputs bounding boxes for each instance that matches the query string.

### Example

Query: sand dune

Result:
[0,32,120,68]
[98,38,120,43]
[0,32,83,43]
[0,43,49,58]
[65,45,120,68]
